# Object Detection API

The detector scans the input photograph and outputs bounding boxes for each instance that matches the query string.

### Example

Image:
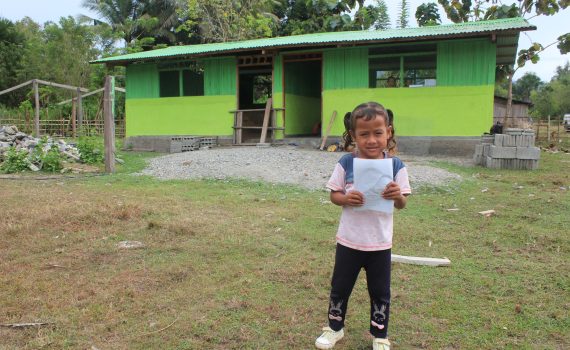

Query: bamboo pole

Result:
[547,115,551,143]
[77,88,83,134]
[0,80,34,96]
[71,99,77,138]
[33,80,40,136]
[36,79,89,93]
[104,76,115,174]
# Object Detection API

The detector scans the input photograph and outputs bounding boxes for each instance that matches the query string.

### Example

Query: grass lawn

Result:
[0,149,568,349]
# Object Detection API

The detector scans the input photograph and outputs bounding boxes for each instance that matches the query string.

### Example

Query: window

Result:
[159,62,204,97]
[369,45,437,88]
[159,71,180,97]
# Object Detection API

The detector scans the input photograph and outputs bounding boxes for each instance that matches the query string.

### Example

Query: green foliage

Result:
[0,18,26,106]
[512,72,543,101]
[0,147,30,173]
[77,137,105,164]
[558,33,570,54]
[374,0,391,29]
[415,2,441,26]
[181,0,277,42]
[397,0,410,28]
[41,145,64,172]
[29,137,64,172]
[530,62,570,117]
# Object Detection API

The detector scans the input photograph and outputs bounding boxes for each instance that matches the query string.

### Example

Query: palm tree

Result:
[81,0,179,47]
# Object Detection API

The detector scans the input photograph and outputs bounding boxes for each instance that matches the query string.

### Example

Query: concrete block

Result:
[481,135,495,144]
[493,134,505,146]
[503,135,516,147]
[505,128,523,136]
[170,140,182,153]
[482,144,490,157]
[516,146,541,160]
[486,156,500,169]
[489,145,516,159]
[516,135,535,147]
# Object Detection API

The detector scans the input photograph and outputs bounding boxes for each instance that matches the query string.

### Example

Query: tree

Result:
[397,0,410,28]
[181,0,278,42]
[512,72,543,102]
[374,0,391,30]
[81,0,180,50]
[434,0,570,127]
[0,18,26,106]
[415,2,441,27]
[273,0,389,36]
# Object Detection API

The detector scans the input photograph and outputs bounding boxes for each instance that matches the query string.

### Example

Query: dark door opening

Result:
[236,65,273,143]
[283,56,322,137]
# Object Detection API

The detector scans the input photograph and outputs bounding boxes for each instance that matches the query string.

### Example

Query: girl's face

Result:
[351,115,391,159]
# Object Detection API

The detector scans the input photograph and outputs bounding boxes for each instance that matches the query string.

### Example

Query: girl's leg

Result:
[364,248,391,338]
[328,244,364,331]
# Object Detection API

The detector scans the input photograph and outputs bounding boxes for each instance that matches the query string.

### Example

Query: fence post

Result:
[33,80,40,136]
[546,114,550,143]
[104,76,115,174]
[77,88,83,135]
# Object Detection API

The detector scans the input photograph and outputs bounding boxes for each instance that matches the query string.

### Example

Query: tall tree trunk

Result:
[503,71,514,128]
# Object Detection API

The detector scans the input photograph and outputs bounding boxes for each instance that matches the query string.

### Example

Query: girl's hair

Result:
[342,102,397,155]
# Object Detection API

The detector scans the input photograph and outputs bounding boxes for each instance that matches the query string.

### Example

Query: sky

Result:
[1,0,569,82]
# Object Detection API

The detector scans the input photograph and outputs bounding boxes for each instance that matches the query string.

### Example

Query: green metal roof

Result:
[92,17,535,65]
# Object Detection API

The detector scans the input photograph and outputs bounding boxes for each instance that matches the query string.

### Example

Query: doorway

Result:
[283,53,322,136]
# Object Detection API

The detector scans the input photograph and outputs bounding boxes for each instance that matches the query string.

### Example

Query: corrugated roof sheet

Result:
[92,17,535,64]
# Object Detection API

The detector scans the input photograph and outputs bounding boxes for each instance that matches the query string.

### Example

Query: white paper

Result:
[353,158,393,213]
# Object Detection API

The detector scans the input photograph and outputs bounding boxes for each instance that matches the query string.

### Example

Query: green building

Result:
[92,18,535,155]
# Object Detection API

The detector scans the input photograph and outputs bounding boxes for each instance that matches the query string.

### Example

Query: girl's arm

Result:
[330,190,364,207]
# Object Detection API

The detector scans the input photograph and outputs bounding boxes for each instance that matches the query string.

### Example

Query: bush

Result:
[0,147,30,173]
[41,145,63,172]
[29,137,64,172]
[77,137,104,164]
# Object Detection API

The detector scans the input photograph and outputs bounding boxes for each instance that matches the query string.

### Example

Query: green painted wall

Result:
[125,95,235,136]
[323,47,368,90]
[322,85,494,137]
[284,94,321,135]
[437,39,496,86]
[203,57,236,95]
[126,64,159,99]
[273,55,285,139]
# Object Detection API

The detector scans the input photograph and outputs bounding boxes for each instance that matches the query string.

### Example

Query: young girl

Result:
[315,102,411,350]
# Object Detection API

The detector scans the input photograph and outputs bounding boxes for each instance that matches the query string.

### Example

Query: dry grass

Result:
[0,150,569,349]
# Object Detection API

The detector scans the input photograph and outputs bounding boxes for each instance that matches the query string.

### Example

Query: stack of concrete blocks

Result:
[473,129,540,169]
[170,136,201,153]
[169,136,219,153]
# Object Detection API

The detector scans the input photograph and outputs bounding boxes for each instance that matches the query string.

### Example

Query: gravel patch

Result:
[138,146,465,190]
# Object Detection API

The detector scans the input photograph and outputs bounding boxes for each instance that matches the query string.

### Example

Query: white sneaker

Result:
[373,338,391,350]
[315,326,344,349]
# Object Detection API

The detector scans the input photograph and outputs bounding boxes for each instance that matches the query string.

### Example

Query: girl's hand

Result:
[382,181,401,200]
[382,182,407,209]
[344,190,364,207]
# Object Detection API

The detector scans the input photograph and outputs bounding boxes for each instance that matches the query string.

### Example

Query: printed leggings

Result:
[327,243,391,338]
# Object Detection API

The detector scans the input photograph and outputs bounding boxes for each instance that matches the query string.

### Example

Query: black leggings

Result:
[327,244,391,338]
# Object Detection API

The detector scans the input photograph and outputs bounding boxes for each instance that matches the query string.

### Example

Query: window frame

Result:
[158,61,204,98]
[369,50,437,88]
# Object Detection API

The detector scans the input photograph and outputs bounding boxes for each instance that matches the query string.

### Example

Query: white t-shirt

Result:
[326,153,412,251]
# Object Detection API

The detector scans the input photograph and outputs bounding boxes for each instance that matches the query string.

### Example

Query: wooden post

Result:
[259,98,273,144]
[77,88,83,135]
[320,110,338,150]
[103,76,115,173]
[33,80,40,136]
[71,99,77,138]
[547,115,551,143]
